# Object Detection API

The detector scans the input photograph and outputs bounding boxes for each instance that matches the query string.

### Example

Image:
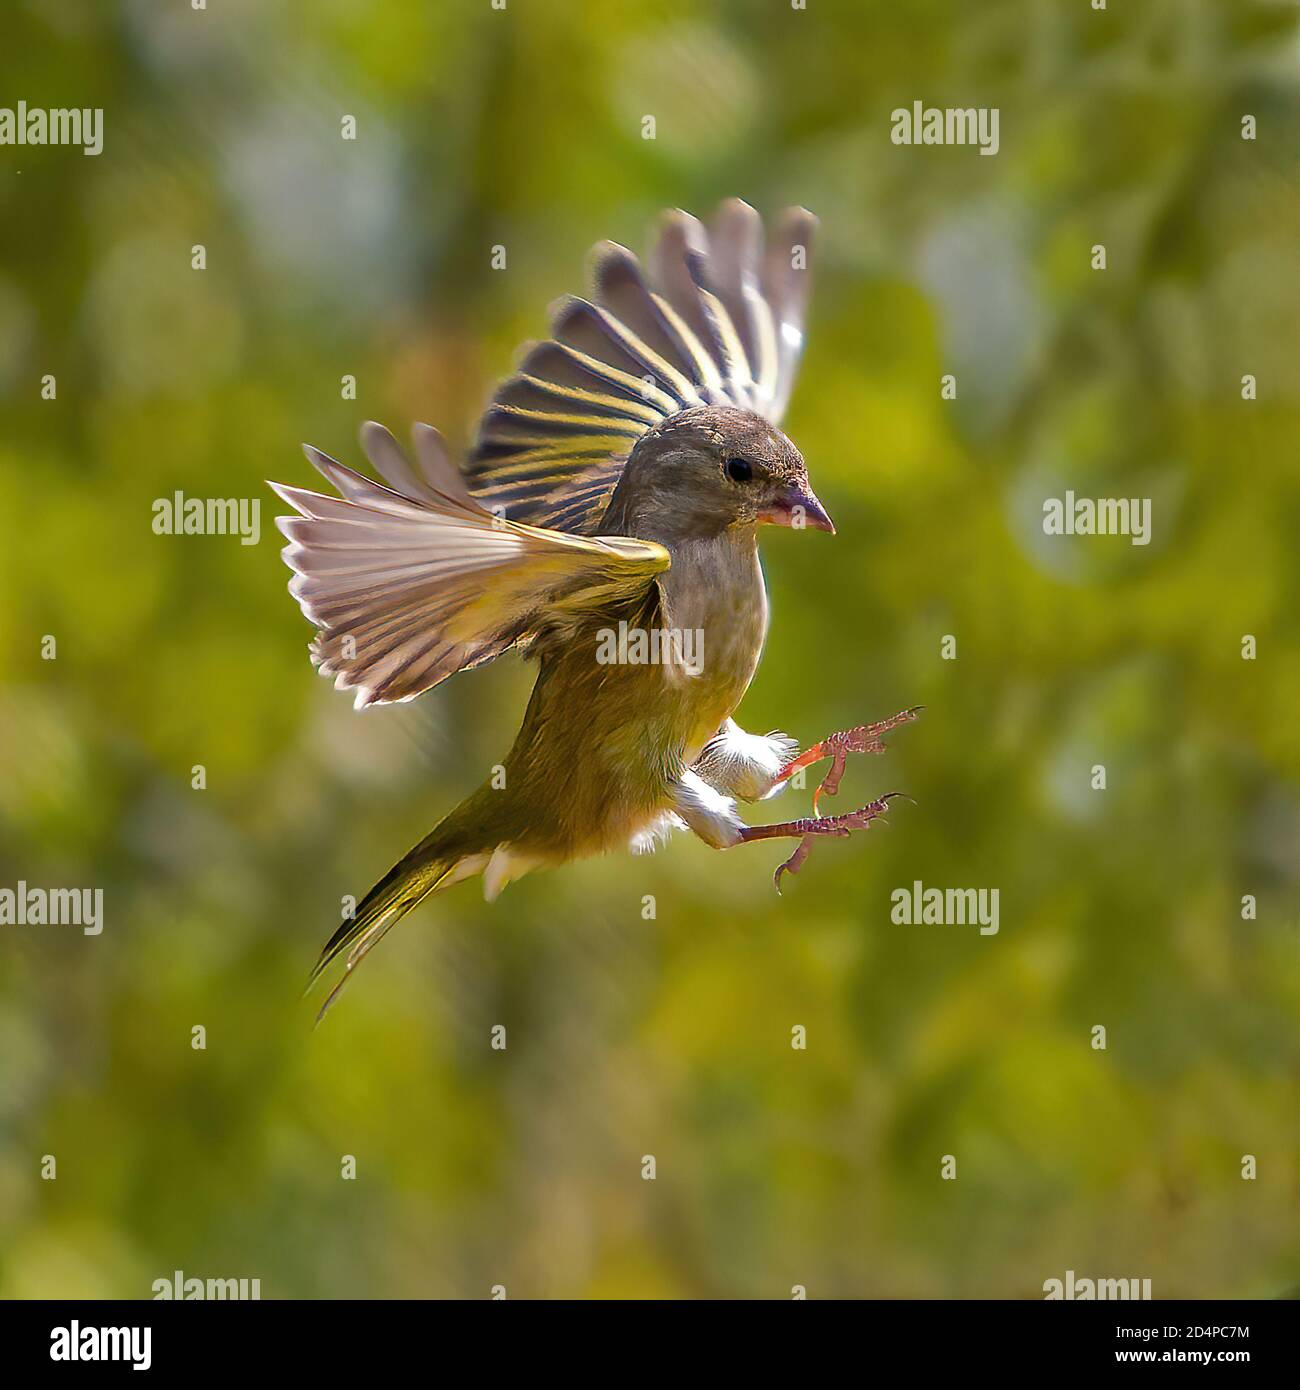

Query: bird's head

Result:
[607,405,834,544]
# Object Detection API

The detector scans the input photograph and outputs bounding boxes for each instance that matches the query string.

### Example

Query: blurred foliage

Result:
[1,0,1299,1299]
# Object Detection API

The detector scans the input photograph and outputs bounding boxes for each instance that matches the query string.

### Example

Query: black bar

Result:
[2,1297,1287,1374]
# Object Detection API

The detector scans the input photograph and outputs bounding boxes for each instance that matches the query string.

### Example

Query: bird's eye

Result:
[725,457,753,484]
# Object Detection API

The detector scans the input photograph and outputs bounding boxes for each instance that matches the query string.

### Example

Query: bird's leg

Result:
[774,706,922,814]
[738,793,907,893]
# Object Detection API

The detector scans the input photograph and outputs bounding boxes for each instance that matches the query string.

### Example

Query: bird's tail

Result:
[305,827,466,1025]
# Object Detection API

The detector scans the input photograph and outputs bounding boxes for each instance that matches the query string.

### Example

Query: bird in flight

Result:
[271,200,919,1020]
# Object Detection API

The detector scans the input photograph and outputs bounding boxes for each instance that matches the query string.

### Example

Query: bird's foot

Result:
[777,706,922,814]
[738,792,911,893]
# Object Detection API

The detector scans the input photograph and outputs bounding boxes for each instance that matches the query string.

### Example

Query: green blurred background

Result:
[2,0,1298,1299]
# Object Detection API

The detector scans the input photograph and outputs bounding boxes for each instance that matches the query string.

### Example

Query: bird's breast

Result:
[657,533,769,763]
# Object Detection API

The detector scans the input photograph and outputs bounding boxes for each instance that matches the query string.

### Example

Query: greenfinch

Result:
[271,200,917,1020]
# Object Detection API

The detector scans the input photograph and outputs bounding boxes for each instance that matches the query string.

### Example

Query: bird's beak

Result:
[760,484,836,535]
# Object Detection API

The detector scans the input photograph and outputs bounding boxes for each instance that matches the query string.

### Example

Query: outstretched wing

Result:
[272,422,669,708]
[464,199,818,533]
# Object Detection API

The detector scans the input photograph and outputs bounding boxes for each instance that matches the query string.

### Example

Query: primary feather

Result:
[463,199,817,532]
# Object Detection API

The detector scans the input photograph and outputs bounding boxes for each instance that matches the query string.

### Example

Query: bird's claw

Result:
[772,792,908,893]
[773,835,815,893]
[808,706,922,815]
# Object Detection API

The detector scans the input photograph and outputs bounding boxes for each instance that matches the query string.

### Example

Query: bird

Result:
[270,199,919,1021]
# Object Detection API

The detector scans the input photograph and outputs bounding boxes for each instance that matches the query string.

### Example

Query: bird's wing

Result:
[272,423,670,708]
[464,200,818,533]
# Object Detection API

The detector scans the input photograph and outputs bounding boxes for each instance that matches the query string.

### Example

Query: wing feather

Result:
[463,201,817,532]
[270,202,817,708]
[273,425,669,708]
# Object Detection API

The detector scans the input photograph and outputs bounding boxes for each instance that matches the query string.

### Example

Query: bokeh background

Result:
[2,0,1299,1299]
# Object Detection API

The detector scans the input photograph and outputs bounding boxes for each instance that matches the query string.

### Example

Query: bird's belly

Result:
[680,685,749,766]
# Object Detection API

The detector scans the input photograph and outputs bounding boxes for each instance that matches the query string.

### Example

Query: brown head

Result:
[599,405,834,545]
